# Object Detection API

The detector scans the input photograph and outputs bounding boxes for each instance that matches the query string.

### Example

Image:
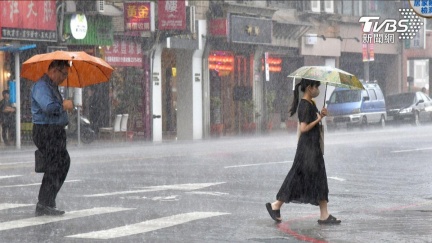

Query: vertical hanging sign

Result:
[264,52,270,82]
[157,0,186,30]
[0,0,57,41]
[124,2,153,32]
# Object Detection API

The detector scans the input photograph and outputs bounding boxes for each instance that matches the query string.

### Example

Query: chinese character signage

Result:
[158,0,186,30]
[409,0,432,18]
[104,37,142,67]
[361,24,375,62]
[209,18,228,37]
[124,2,152,32]
[0,0,57,41]
[230,15,272,44]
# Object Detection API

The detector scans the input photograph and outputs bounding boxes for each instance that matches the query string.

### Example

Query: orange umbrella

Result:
[20,51,113,87]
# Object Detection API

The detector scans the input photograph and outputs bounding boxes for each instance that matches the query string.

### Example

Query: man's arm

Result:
[32,83,63,115]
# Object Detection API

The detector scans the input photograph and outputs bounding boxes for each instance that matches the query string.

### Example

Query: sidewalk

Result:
[277,201,432,243]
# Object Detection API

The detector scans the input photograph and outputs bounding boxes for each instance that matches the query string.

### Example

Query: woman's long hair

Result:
[289,78,321,117]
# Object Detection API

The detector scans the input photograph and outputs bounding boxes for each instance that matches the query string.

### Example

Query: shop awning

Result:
[272,10,313,40]
[0,44,36,52]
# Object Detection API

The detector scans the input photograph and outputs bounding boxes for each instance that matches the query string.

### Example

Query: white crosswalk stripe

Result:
[83,182,225,197]
[0,179,81,188]
[66,212,230,239]
[0,203,33,211]
[0,207,134,232]
[0,175,22,179]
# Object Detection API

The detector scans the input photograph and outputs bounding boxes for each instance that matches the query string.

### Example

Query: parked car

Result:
[386,92,432,125]
[326,82,387,130]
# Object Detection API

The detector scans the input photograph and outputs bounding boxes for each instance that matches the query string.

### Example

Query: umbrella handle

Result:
[323,83,328,109]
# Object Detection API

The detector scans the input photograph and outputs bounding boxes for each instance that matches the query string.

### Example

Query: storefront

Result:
[207,14,273,136]
[151,1,205,141]
[62,13,115,132]
[0,0,58,146]
[103,36,148,139]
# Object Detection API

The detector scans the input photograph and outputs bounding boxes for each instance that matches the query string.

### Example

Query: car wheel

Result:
[413,111,421,126]
[379,115,386,128]
[361,116,368,130]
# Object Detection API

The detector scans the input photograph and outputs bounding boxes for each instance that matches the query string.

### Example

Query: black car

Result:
[386,92,432,125]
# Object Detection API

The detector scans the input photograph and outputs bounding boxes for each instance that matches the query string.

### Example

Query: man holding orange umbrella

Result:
[31,60,73,216]
[22,51,113,216]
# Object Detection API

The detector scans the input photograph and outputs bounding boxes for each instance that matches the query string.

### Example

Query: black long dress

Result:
[276,99,329,206]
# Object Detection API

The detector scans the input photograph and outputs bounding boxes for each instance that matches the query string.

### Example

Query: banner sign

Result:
[0,0,57,41]
[157,0,186,30]
[209,18,228,37]
[230,15,272,44]
[104,37,142,67]
[124,2,152,31]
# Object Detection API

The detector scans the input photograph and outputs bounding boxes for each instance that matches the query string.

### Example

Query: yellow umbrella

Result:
[21,51,113,87]
[288,66,364,90]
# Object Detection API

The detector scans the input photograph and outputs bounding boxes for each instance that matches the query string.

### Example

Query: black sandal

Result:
[317,214,341,225]
[266,203,281,222]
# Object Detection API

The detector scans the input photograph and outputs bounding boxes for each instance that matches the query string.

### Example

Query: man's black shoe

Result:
[35,203,65,216]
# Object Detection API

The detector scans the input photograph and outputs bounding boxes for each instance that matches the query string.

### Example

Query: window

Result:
[416,92,423,103]
[427,19,432,31]
[267,0,291,8]
[311,0,320,12]
[367,89,377,101]
[329,90,361,104]
[342,1,352,15]
[335,0,364,16]
[419,93,430,102]
[375,88,384,100]
[324,0,334,13]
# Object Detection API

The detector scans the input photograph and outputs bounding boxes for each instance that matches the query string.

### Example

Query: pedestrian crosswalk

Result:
[0,203,229,240]
[0,175,230,240]
[66,212,230,239]
[0,206,133,232]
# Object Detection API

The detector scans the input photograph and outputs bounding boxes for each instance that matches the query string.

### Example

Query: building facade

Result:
[1,0,432,144]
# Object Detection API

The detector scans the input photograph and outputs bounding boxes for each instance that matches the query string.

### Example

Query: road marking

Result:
[224,161,292,169]
[0,203,34,211]
[0,207,133,232]
[186,191,229,196]
[150,195,180,201]
[328,176,346,181]
[0,175,22,179]
[84,182,225,198]
[0,180,81,189]
[391,147,432,153]
[66,212,230,239]
[0,161,32,166]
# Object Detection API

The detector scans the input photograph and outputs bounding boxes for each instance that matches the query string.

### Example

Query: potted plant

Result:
[114,70,142,138]
[210,96,224,136]
[264,90,276,131]
[240,99,257,134]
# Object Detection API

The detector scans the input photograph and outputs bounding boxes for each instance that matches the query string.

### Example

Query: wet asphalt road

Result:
[0,123,432,243]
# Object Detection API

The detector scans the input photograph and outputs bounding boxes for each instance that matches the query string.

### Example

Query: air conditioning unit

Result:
[65,0,76,13]
[187,6,196,34]
[96,0,105,13]
[305,34,317,45]
[75,0,104,13]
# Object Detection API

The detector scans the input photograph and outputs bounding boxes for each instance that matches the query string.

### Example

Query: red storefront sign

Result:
[157,0,186,30]
[0,0,57,41]
[124,2,151,31]
[104,38,142,67]
[209,18,228,37]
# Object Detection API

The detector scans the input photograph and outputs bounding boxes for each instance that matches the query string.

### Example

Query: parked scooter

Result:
[66,108,96,144]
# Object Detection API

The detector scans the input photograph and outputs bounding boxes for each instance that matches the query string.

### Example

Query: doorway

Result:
[162,49,177,140]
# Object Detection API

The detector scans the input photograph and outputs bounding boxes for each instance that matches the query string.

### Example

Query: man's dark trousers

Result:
[33,124,70,207]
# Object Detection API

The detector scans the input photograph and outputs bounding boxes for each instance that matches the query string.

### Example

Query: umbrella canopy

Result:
[288,66,364,90]
[21,51,113,88]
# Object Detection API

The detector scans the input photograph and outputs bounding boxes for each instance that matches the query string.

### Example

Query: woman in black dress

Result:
[266,78,341,225]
